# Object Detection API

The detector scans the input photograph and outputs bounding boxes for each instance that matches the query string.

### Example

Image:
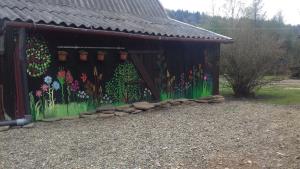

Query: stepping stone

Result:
[153,102,162,107]
[200,96,215,100]
[0,126,10,132]
[194,100,209,103]
[120,108,137,113]
[185,101,195,105]
[62,116,79,120]
[159,100,171,105]
[99,113,115,118]
[115,105,132,111]
[175,99,190,103]
[42,118,61,122]
[212,95,225,99]
[81,110,97,115]
[102,110,116,114]
[96,105,116,112]
[80,114,98,119]
[161,103,171,108]
[115,112,129,117]
[133,102,155,111]
[132,110,143,114]
[23,123,35,128]
[170,101,181,106]
[209,98,225,103]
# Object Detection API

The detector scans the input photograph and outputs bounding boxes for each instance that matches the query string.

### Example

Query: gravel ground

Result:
[0,100,299,169]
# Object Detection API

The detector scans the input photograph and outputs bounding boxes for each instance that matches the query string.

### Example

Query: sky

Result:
[160,0,300,25]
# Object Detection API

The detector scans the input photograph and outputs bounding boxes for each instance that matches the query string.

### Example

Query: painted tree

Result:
[105,62,140,103]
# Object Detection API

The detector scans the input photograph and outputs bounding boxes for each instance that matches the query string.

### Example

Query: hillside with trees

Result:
[167,0,300,97]
[167,10,300,69]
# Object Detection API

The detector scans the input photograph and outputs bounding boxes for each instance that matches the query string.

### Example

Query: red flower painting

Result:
[66,70,74,84]
[35,90,42,97]
[41,84,49,92]
[57,70,66,79]
[80,73,88,83]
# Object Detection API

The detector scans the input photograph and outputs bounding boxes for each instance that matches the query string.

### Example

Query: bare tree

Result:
[272,11,284,24]
[221,0,284,97]
[211,0,216,16]
[222,0,245,19]
[244,0,266,23]
[222,20,284,97]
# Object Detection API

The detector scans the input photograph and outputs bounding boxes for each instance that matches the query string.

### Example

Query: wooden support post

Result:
[0,32,4,120]
[130,54,160,101]
[19,28,30,116]
[211,44,220,95]
[13,28,29,118]
[0,85,4,120]
[205,43,220,96]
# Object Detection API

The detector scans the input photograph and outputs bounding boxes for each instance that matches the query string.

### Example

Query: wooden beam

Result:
[129,50,163,55]
[0,34,4,119]
[19,28,30,116]
[6,21,234,44]
[13,28,29,118]
[0,85,4,120]
[57,46,125,50]
[210,44,220,95]
[0,34,4,55]
[130,54,160,101]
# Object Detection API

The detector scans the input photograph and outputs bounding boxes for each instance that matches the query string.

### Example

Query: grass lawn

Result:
[220,78,300,105]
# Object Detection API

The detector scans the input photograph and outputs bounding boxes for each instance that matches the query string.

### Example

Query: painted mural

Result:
[159,62,213,101]
[27,34,212,121]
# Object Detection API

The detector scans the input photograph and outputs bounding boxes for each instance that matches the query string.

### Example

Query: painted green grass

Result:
[220,78,300,105]
[33,100,128,120]
[36,102,91,120]
[160,92,172,101]
[160,81,213,101]
[190,82,212,99]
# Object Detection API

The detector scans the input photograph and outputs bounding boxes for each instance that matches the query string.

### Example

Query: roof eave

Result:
[5,21,233,43]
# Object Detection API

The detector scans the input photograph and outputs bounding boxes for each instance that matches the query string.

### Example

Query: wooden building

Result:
[0,0,232,121]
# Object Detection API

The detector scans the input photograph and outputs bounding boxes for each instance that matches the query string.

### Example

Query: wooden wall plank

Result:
[131,54,160,100]
[0,84,4,120]
[207,43,220,95]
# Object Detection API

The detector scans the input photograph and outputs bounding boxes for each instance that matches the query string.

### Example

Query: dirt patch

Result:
[0,101,299,169]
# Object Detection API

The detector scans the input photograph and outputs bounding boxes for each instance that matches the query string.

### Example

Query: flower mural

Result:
[25,34,213,121]
[77,91,90,100]
[52,81,60,91]
[35,90,42,98]
[142,88,152,101]
[29,72,93,120]
[41,84,49,92]
[80,73,87,83]
[44,76,53,85]
[57,69,66,103]
[66,71,74,84]
[71,80,79,92]
[26,36,51,77]
[160,64,213,101]
[105,62,140,104]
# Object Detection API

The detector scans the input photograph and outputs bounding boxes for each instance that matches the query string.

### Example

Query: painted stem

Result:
[61,85,65,103]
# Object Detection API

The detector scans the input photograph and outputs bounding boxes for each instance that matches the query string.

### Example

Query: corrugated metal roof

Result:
[0,0,232,41]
